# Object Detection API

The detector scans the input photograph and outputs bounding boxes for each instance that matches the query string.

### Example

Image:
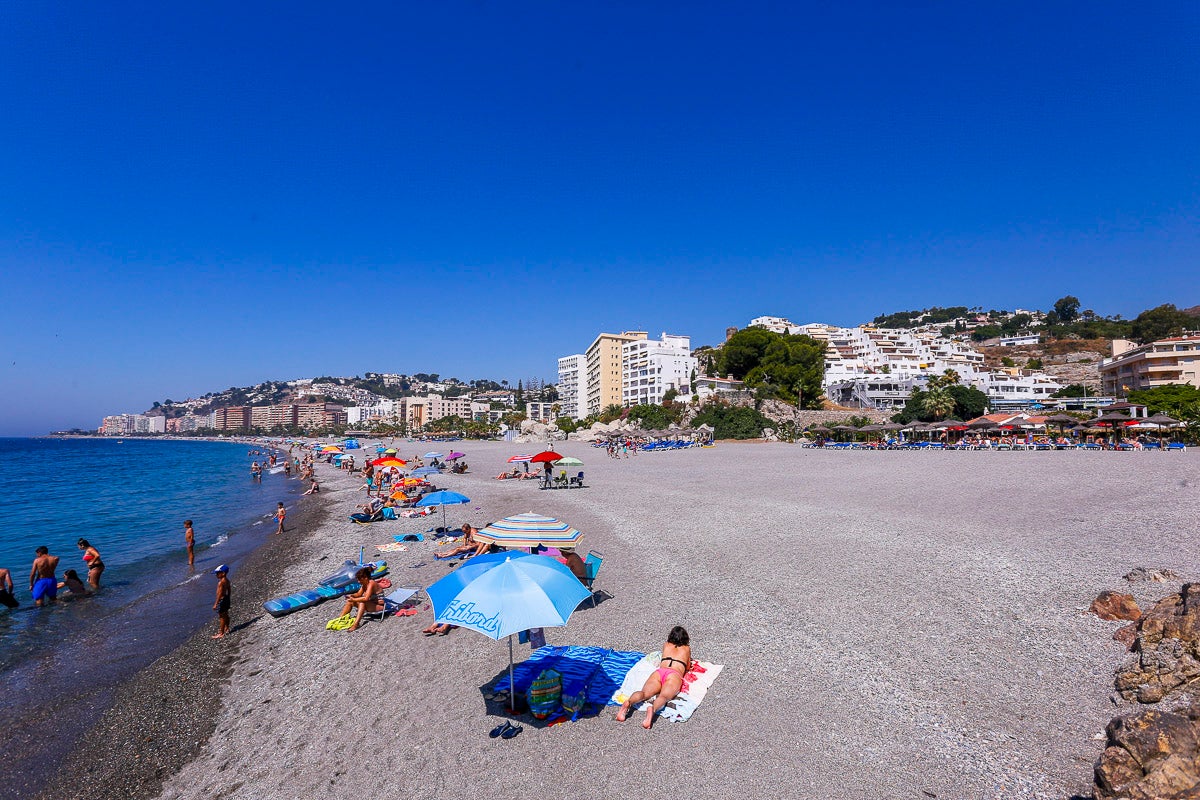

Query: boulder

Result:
[1092,591,1143,622]
[1094,706,1200,800]
[1115,584,1200,703]
[1125,567,1185,583]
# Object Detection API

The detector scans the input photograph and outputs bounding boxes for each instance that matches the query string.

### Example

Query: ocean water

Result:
[0,437,302,800]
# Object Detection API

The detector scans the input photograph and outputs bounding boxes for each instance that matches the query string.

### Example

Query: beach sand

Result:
[49,441,1200,799]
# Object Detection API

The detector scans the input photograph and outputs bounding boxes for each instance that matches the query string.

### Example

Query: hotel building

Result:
[621,333,696,407]
[556,354,587,420]
[584,331,646,417]
[1099,335,1200,396]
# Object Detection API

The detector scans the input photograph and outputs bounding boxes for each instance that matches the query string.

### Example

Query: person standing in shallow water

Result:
[77,539,104,589]
[29,546,60,607]
[274,502,286,535]
[184,520,195,566]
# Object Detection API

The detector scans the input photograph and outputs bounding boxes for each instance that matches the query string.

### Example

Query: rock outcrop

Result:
[1125,567,1185,583]
[1115,584,1200,704]
[1092,591,1142,622]
[1094,706,1200,800]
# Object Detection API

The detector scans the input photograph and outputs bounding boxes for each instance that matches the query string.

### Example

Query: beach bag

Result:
[526,669,562,720]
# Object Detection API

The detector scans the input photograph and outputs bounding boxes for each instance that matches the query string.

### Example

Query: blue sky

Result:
[1,3,1197,434]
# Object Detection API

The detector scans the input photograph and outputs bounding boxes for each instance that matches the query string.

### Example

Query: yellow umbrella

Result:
[373,458,407,468]
[389,490,409,501]
[320,445,343,453]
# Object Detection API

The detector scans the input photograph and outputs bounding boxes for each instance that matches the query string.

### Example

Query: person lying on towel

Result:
[616,626,692,729]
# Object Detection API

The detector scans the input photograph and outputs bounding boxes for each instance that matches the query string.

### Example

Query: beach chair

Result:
[554,471,569,489]
[583,551,604,608]
[569,471,585,488]
[359,586,420,626]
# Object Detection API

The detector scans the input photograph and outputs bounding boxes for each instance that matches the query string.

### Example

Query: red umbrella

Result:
[529,451,564,464]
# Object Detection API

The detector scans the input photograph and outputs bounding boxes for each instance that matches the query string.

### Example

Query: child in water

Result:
[58,569,91,597]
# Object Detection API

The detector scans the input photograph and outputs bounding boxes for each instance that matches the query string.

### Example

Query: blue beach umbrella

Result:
[416,489,471,530]
[427,551,591,712]
[412,465,441,477]
[424,451,444,460]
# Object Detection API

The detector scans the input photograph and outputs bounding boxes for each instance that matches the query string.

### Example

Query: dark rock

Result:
[1116,585,1200,703]
[1094,706,1200,799]
[1092,591,1143,621]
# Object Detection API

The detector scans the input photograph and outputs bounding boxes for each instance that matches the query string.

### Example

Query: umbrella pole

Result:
[508,635,516,714]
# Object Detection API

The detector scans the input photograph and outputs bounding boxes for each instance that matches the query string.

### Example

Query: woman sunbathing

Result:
[337,567,381,631]
[434,524,489,559]
[616,626,692,729]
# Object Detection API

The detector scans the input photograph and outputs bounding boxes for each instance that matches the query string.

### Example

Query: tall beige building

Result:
[1100,334,1200,396]
[585,331,646,416]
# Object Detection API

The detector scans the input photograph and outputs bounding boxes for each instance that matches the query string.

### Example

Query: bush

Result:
[690,403,772,439]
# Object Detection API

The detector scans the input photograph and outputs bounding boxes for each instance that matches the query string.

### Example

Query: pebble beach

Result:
[40,440,1200,800]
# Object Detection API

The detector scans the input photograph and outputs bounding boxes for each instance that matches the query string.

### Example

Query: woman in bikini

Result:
[616,626,691,729]
[338,567,381,632]
[77,539,104,589]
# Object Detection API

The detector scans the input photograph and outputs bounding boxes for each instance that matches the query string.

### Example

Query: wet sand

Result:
[42,441,1200,800]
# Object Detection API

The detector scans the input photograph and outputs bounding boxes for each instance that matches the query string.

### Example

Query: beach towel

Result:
[377,543,407,552]
[326,613,355,631]
[611,654,724,723]
[491,646,647,715]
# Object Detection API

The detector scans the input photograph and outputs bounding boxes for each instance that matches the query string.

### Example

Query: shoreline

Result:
[31,476,330,800]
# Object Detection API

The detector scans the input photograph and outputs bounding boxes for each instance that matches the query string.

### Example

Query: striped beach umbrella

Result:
[507,454,533,463]
[474,512,583,549]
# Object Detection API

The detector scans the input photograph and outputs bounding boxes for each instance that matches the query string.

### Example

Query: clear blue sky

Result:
[2,2,1197,435]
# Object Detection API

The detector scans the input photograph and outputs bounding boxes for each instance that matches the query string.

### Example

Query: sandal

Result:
[489,721,513,738]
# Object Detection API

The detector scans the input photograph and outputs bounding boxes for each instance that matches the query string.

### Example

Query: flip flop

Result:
[501,723,522,739]
[489,721,512,738]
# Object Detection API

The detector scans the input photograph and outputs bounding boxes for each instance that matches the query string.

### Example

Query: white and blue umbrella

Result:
[423,451,444,459]
[416,489,470,529]
[411,465,441,477]
[427,551,591,711]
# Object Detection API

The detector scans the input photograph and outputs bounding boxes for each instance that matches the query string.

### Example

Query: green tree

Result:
[923,388,956,420]
[598,404,625,424]
[945,384,988,420]
[1026,358,1043,369]
[1131,304,1197,344]
[1052,296,1081,323]
[690,403,772,439]
[1052,383,1089,398]
[555,416,579,434]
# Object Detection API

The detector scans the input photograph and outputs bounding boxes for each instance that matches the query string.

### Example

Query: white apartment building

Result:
[525,401,556,423]
[346,400,399,426]
[621,333,697,407]
[748,316,803,334]
[556,354,587,420]
[822,326,985,385]
[973,371,1063,410]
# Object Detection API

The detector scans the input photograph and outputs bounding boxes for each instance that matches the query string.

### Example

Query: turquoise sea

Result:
[0,437,301,800]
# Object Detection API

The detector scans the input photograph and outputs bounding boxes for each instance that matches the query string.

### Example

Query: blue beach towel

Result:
[492,646,648,714]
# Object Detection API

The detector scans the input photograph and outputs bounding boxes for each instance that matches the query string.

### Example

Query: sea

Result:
[0,436,302,800]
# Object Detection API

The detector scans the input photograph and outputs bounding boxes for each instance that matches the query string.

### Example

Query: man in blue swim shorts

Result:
[29,546,60,606]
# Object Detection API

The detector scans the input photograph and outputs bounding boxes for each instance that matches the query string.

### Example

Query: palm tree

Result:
[924,388,956,420]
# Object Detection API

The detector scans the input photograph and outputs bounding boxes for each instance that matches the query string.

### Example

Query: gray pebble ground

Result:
[65,441,1200,800]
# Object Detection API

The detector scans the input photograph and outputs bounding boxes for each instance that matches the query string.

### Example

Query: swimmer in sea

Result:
[58,569,91,597]
[29,546,60,607]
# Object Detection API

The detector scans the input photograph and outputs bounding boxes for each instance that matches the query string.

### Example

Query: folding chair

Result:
[583,551,604,608]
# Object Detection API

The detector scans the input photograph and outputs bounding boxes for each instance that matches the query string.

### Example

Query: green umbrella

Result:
[555,456,584,467]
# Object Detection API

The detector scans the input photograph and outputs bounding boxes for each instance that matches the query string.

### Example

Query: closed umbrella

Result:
[475,512,584,549]
[427,551,591,713]
[416,489,471,530]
